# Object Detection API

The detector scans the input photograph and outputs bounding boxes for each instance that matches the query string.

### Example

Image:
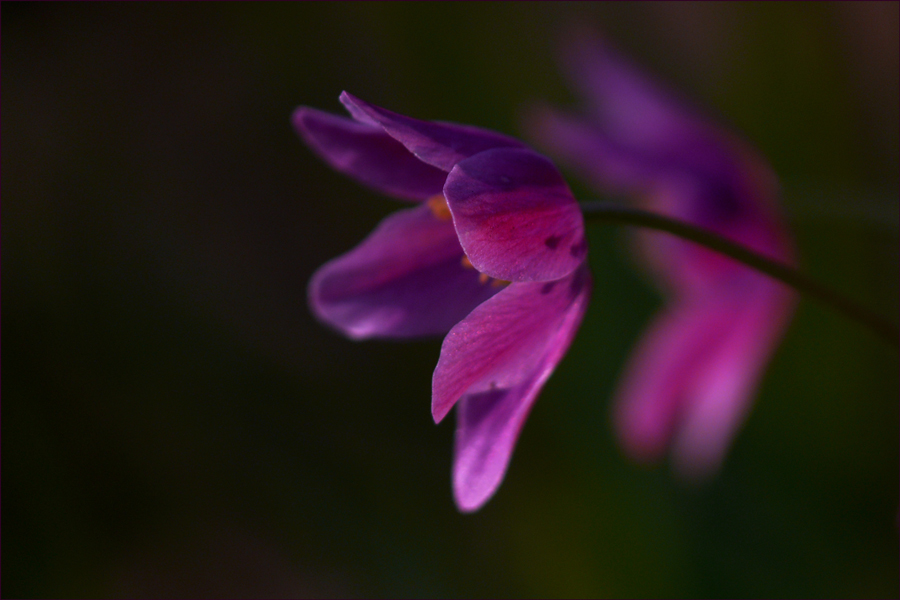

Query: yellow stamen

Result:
[426,194,452,221]
[461,254,510,287]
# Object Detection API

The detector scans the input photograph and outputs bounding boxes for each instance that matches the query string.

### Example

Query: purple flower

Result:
[528,34,797,478]
[294,93,591,510]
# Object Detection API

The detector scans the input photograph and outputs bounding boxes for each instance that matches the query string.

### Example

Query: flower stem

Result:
[580,201,898,347]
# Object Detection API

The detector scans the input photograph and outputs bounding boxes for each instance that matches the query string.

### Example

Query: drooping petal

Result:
[443,147,587,283]
[527,28,798,481]
[669,276,796,478]
[558,31,715,163]
[635,195,793,299]
[526,105,663,195]
[340,92,524,172]
[431,265,592,512]
[528,33,784,233]
[292,107,447,201]
[613,274,795,475]
[309,204,503,339]
[612,294,738,464]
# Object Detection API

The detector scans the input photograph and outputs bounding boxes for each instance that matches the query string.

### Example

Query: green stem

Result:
[580,201,898,348]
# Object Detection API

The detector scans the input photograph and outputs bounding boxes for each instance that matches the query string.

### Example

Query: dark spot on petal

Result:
[569,266,588,297]
[569,237,588,258]
[544,235,562,250]
[689,173,748,226]
[464,388,508,423]
[541,282,557,295]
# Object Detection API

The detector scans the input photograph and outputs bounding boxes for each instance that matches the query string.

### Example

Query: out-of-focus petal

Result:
[612,294,739,464]
[636,196,793,299]
[527,104,763,237]
[559,31,714,162]
[444,147,587,283]
[340,92,524,172]
[526,29,798,481]
[669,276,796,478]
[529,32,781,230]
[292,107,447,201]
[309,205,503,339]
[613,274,795,474]
[526,105,663,194]
[431,265,592,512]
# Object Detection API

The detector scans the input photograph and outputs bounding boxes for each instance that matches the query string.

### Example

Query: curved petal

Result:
[431,265,592,511]
[444,147,586,283]
[340,92,524,172]
[559,30,714,161]
[530,32,782,229]
[309,205,503,339]
[529,28,799,481]
[669,277,796,478]
[613,275,796,476]
[292,107,447,201]
[526,105,664,193]
[636,200,794,298]
[612,294,737,464]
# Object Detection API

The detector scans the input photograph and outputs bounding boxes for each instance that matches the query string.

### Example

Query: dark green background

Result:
[4,2,897,597]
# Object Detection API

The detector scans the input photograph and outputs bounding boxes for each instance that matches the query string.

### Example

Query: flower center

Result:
[461,255,509,288]
[427,194,452,221]
[428,194,508,288]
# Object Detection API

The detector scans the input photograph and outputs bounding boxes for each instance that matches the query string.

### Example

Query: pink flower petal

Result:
[528,32,783,234]
[669,276,796,478]
[559,31,711,158]
[613,273,796,476]
[444,147,587,283]
[526,105,662,195]
[612,294,739,464]
[309,204,503,339]
[431,265,592,511]
[339,92,524,172]
[528,30,798,478]
[292,107,447,201]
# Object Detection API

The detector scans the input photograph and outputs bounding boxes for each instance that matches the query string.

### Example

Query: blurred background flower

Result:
[526,32,797,481]
[4,3,897,597]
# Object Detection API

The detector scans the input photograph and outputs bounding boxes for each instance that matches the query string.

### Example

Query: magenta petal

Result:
[292,107,447,201]
[612,295,737,464]
[526,105,663,194]
[339,92,524,172]
[531,34,769,226]
[560,32,708,157]
[613,275,795,476]
[527,28,798,482]
[309,205,503,339]
[444,147,586,282]
[669,278,796,478]
[431,265,591,511]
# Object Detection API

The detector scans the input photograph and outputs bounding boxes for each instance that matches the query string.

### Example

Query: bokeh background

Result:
[4,2,898,597]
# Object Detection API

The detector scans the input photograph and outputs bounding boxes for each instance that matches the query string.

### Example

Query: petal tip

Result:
[431,380,456,424]
[431,403,450,425]
[290,106,315,136]
[337,90,356,108]
[453,461,501,513]
[339,91,381,126]
[453,488,489,513]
